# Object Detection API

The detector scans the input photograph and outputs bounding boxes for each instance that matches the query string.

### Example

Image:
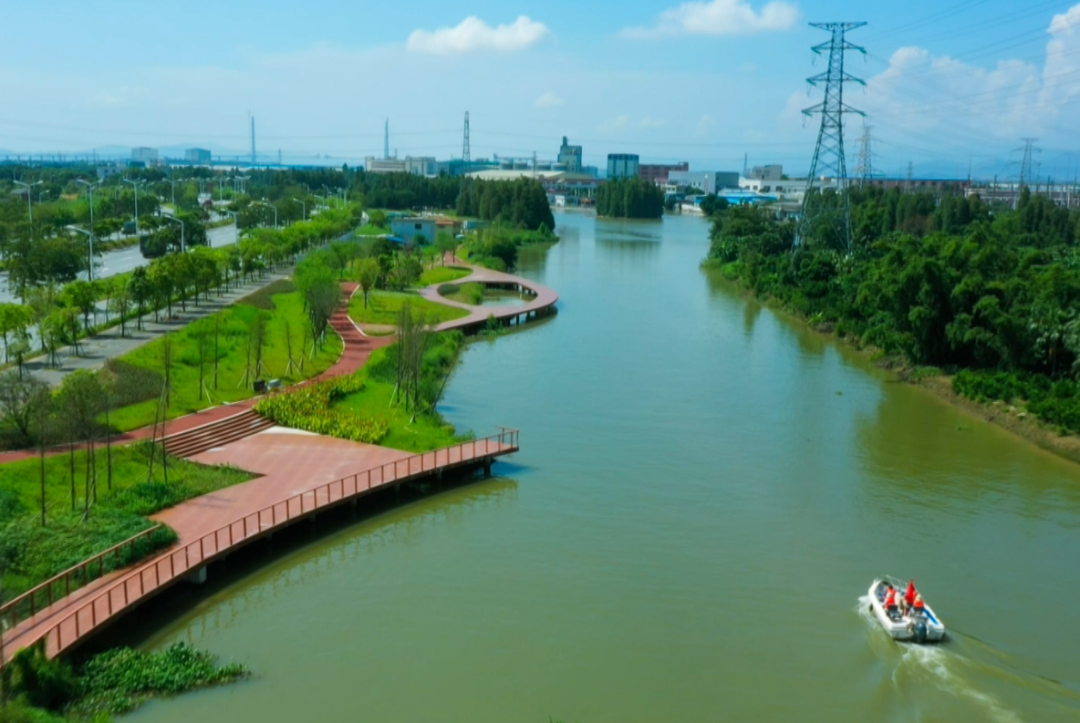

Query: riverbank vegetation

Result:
[441,282,485,306]
[703,186,1080,434]
[460,225,557,272]
[0,442,253,608]
[596,177,665,219]
[2,641,245,721]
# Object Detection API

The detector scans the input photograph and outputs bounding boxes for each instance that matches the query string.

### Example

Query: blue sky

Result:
[1,0,1079,180]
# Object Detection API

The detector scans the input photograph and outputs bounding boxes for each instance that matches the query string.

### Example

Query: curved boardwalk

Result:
[417,263,559,332]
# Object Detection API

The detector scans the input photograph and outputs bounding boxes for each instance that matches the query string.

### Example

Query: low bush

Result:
[953,369,1080,433]
[254,375,388,443]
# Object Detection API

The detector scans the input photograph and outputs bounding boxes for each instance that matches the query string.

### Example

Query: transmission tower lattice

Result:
[1018,137,1040,188]
[854,124,873,186]
[462,111,471,167]
[798,21,866,252]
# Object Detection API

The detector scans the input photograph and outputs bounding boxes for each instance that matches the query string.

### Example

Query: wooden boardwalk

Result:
[418,263,559,332]
[2,428,518,661]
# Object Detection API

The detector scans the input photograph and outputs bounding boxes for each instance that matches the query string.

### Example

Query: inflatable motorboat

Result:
[868,577,945,643]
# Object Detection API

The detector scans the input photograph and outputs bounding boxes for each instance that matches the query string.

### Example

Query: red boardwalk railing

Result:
[4,429,517,662]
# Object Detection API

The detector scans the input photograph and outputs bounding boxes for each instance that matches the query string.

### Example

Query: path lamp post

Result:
[66,225,95,282]
[253,200,278,230]
[122,178,143,234]
[13,180,42,223]
[292,197,306,221]
[313,193,327,211]
[162,214,185,253]
[235,174,250,196]
[219,176,232,203]
[76,179,100,279]
[225,210,240,246]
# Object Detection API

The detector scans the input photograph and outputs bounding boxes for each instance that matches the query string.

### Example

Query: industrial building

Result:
[185,148,212,164]
[558,137,583,174]
[667,170,739,194]
[747,164,783,181]
[363,156,437,177]
[131,147,158,165]
[639,162,688,184]
[607,154,640,179]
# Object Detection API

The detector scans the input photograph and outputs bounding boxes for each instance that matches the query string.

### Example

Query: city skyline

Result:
[1,0,1078,179]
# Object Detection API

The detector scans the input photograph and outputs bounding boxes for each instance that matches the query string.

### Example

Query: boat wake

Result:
[856,595,1030,723]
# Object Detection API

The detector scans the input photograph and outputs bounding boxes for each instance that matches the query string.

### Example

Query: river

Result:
[128,211,1080,722]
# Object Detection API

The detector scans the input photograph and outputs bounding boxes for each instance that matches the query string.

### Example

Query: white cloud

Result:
[696,115,717,135]
[640,116,665,128]
[598,114,631,132]
[535,91,565,108]
[407,16,550,54]
[623,0,799,39]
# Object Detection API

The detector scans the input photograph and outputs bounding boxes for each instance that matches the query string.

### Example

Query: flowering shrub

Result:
[254,375,388,443]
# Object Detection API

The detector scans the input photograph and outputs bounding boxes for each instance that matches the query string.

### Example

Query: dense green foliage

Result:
[254,374,388,443]
[3,641,245,720]
[441,282,485,306]
[347,290,468,326]
[456,178,555,231]
[461,225,557,272]
[596,177,665,219]
[0,442,252,607]
[705,185,1080,432]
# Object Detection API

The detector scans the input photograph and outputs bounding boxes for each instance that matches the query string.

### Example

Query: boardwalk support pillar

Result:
[185,565,208,585]
[484,460,492,478]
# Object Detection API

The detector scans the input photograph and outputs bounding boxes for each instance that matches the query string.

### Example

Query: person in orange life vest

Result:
[912,594,925,618]
[905,579,917,607]
[884,586,898,616]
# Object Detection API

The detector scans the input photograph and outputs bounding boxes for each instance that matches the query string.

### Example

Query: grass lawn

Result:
[0,444,254,607]
[348,290,468,327]
[332,335,470,453]
[440,282,485,306]
[107,281,343,432]
[419,265,471,286]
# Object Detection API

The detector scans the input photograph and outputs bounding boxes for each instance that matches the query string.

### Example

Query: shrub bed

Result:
[254,375,388,443]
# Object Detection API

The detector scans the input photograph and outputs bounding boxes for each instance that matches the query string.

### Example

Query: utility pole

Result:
[250,114,256,166]
[797,21,866,252]
[905,161,913,193]
[462,111,471,174]
[1018,137,1039,189]
[76,179,100,280]
[854,124,873,187]
[384,119,390,160]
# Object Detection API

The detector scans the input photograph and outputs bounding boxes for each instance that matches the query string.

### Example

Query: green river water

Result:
[129,211,1080,722]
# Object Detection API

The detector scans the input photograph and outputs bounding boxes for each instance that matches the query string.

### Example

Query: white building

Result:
[667,171,739,193]
[132,147,158,165]
[185,148,211,164]
[364,156,437,176]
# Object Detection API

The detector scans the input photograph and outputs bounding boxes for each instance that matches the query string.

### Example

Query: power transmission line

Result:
[798,21,867,252]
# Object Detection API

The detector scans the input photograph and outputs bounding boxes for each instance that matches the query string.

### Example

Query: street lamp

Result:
[13,180,42,223]
[235,174,250,195]
[76,179,100,279]
[313,193,327,210]
[219,176,232,203]
[292,197,306,221]
[66,225,95,282]
[122,178,143,234]
[253,200,278,229]
[162,214,185,253]
[225,210,240,246]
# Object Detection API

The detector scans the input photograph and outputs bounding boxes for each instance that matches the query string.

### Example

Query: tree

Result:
[356,257,380,309]
[435,231,458,264]
[0,372,49,446]
[110,282,134,337]
[57,371,103,514]
[63,279,97,332]
[0,303,33,367]
[128,266,153,330]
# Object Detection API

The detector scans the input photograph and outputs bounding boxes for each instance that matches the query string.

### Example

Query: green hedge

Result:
[254,375,388,443]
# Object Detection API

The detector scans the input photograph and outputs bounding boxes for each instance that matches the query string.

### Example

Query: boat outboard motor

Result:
[913,620,929,644]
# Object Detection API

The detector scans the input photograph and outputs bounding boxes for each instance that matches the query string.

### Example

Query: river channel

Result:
[129,211,1080,722]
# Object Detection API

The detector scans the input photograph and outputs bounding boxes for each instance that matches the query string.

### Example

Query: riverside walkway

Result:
[418,263,559,332]
[1,427,518,660]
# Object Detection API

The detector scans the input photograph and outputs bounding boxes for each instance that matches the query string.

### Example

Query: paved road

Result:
[0,223,238,304]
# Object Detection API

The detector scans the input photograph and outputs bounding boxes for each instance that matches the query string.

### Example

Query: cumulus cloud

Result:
[407,16,550,54]
[535,91,565,108]
[623,0,799,38]
[640,116,665,128]
[696,115,717,135]
[598,114,631,132]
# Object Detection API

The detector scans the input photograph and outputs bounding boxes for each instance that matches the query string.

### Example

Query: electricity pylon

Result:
[1018,138,1039,188]
[797,22,866,252]
[854,123,874,186]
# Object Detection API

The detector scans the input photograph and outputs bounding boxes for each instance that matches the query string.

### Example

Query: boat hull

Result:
[868,579,946,642]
